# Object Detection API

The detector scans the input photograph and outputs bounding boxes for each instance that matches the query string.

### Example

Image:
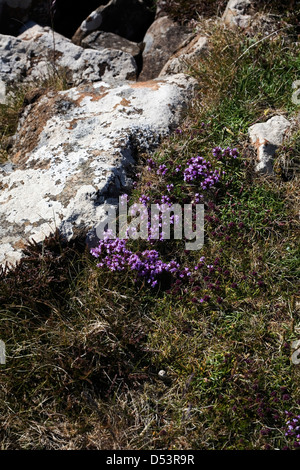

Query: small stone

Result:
[291,340,300,365]
[248,115,291,174]
[222,0,252,29]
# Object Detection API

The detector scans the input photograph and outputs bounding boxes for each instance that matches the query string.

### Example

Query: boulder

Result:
[0,74,196,266]
[72,0,155,46]
[139,16,192,81]
[222,0,253,29]
[159,34,208,76]
[0,25,137,89]
[248,115,291,174]
[82,31,142,65]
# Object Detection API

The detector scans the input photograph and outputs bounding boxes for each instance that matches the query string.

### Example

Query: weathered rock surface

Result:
[248,115,291,174]
[159,34,208,76]
[82,31,142,64]
[0,74,196,266]
[0,34,28,85]
[138,16,192,81]
[0,25,137,91]
[72,0,155,46]
[222,0,253,29]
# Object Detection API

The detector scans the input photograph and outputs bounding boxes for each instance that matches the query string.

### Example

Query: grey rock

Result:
[82,31,142,63]
[0,34,29,85]
[291,340,300,365]
[248,115,291,174]
[0,25,137,87]
[160,34,208,76]
[139,16,192,81]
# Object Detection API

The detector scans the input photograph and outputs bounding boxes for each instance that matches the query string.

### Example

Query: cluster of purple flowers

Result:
[147,158,156,171]
[91,237,181,287]
[284,412,300,448]
[161,195,171,205]
[183,155,221,188]
[157,164,169,176]
[139,194,150,206]
[212,146,239,160]
[92,145,240,288]
[193,193,203,203]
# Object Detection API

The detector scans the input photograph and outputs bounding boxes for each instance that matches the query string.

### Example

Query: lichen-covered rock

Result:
[248,115,291,174]
[0,74,196,266]
[159,34,208,76]
[19,25,137,85]
[222,0,252,29]
[0,25,137,92]
[139,16,192,81]
[72,0,154,46]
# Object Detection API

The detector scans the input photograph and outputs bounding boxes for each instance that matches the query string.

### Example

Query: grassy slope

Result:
[0,10,300,450]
